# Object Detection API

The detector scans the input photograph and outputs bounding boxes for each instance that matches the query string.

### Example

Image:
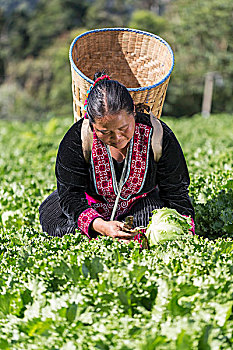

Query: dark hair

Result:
[87,71,134,124]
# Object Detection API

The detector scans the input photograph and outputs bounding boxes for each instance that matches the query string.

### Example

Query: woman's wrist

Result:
[91,217,107,236]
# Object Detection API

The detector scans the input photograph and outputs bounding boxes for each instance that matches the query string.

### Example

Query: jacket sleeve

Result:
[55,120,103,236]
[156,121,195,219]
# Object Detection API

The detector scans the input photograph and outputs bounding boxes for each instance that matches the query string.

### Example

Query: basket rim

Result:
[69,28,174,92]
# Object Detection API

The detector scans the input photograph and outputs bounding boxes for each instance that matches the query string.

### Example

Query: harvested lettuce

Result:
[146,208,192,245]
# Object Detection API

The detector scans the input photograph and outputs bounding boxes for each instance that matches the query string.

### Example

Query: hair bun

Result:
[93,70,110,81]
[135,103,150,114]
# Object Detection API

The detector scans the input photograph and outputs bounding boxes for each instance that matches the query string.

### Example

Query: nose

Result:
[111,131,122,142]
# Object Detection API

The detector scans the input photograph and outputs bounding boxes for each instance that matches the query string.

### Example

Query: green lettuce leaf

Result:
[146,208,192,245]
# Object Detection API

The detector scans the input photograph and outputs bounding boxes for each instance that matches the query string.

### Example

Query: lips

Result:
[111,140,125,148]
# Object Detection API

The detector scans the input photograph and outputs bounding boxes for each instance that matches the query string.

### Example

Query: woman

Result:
[39,73,194,242]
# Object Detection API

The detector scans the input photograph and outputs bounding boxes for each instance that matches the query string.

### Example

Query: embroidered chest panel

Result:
[91,123,152,203]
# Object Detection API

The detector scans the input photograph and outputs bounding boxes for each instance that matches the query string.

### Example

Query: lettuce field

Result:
[0,114,233,349]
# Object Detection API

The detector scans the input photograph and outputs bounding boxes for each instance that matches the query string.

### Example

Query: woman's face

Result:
[92,110,135,150]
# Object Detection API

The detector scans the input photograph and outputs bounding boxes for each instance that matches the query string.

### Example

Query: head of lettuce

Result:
[145,208,193,246]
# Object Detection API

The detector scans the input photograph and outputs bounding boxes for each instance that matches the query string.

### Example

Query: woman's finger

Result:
[117,222,124,229]
[116,230,137,239]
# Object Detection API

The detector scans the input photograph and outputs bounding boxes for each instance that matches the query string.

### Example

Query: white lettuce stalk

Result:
[146,208,192,246]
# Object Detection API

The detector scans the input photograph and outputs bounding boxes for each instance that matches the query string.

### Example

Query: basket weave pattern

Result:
[69,28,174,122]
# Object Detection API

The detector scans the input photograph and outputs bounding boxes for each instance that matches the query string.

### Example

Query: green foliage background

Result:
[0,0,232,119]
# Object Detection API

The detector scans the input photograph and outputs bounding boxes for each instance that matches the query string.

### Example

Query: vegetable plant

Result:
[0,113,232,349]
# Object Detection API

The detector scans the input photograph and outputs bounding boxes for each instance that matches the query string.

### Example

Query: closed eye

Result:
[119,125,128,131]
[97,125,128,135]
[99,130,111,135]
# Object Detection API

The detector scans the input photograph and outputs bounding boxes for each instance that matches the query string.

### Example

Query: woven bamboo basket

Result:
[69,28,174,122]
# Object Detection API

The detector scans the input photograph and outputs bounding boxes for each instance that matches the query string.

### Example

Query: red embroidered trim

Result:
[92,136,113,201]
[78,208,103,237]
[183,215,195,234]
[190,218,195,234]
[120,124,151,199]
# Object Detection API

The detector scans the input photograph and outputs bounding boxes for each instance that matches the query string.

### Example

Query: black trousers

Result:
[39,189,164,238]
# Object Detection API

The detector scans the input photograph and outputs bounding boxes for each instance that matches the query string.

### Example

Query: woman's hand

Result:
[91,218,137,242]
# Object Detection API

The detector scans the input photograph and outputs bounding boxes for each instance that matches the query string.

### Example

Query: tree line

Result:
[0,0,232,120]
